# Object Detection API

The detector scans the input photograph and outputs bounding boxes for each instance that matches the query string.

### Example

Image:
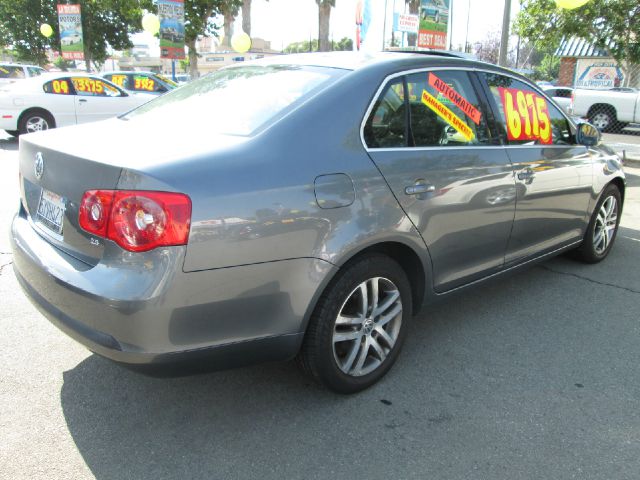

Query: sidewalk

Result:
[602,128,640,167]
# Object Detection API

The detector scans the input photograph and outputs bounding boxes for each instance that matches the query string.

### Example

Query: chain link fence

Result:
[562,63,640,136]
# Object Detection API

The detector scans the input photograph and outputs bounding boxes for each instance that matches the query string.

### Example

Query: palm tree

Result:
[317,0,336,52]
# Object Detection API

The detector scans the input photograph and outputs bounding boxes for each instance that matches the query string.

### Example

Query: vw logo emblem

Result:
[34,152,44,180]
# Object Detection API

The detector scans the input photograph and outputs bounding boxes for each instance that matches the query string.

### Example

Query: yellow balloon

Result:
[142,13,160,35]
[40,23,53,38]
[555,0,590,9]
[231,32,251,54]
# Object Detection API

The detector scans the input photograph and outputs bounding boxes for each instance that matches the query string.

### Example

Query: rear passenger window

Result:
[405,70,491,147]
[43,79,72,95]
[105,74,129,90]
[484,73,574,146]
[363,79,406,148]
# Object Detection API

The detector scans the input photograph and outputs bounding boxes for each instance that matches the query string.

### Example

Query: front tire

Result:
[299,254,411,394]
[18,110,54,135]
[575,184,621,263]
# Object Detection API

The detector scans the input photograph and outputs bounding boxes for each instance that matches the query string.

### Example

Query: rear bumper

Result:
[11,212,336,368]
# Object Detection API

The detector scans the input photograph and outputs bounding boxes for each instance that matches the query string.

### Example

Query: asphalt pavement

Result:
[1,132,639,480]
[603,125,640,166]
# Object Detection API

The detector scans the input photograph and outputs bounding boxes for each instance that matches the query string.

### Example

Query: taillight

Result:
[79,190,191,252]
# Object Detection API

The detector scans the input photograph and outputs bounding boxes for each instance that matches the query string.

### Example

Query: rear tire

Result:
[575,184,621,263]
[588,108,615,133]
[18,110,55,135]
[5,130,19,137]
[298,254,411,394]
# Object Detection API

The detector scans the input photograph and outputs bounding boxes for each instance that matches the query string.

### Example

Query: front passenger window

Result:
[484,73,574,145]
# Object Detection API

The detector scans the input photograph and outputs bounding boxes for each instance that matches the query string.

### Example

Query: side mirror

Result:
[576,122,600,147]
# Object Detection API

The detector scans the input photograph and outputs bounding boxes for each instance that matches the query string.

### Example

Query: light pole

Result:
[498,0,511,66]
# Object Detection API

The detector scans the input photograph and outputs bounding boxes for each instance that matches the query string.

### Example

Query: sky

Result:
[133,0,520,54]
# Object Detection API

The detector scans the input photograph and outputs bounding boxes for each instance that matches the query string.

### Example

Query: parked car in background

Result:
[11,52,624,393]
[0,63,46,85]
[102,71,177,96]
[174,73,191,85]
[543,86,573,114]
[0,73,150,136]
[569,87,640,132]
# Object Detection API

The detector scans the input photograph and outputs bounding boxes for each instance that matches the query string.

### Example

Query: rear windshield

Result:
[123,65,345,135]
[0,65,25,79]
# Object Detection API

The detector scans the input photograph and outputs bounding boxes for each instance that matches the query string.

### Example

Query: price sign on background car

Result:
[498,87,552,144]
[134,76,155,91]
[72,78,104,94]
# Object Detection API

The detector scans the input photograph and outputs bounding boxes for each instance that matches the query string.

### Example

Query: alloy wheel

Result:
[25,116,49,133]
[593,195,618,255]
[332,277,403,377]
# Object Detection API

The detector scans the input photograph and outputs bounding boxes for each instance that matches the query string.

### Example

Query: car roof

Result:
[238,50,525,84]
[0,63,43,68]
[102,71,158,76]
[2,71,119,92]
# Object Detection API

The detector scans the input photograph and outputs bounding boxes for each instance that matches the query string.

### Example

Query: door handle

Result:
[405,183,435,196]
[78,99,87,103]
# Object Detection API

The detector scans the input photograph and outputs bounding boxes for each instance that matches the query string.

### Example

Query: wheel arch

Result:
[300,239,430,336]
[587,103,617,119]
[17,107,56,130]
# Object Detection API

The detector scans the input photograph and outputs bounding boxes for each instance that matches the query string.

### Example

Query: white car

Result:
[0,63,46,85]
[542,86,573,114]
[0,73,151,136]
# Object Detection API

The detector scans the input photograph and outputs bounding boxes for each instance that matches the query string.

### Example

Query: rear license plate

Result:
[36,189,66,235]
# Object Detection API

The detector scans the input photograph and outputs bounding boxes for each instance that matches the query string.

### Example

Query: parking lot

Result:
[1,132,639,479]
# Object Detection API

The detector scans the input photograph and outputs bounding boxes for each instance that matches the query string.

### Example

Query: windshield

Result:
[124,64,345,135]
[156,74,178,88]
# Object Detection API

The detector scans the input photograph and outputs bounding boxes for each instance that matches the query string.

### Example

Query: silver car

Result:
[11,52,625,393]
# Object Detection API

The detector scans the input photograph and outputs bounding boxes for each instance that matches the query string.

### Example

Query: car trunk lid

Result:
[19,134,123,266]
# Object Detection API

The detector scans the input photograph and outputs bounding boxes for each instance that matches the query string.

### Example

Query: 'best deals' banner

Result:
[418,0,450,50]
[159,0,185,59]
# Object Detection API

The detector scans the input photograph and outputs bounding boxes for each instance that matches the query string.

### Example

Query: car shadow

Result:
[623,169,640,187]
[59,225,640,479]
[0,136,19,151]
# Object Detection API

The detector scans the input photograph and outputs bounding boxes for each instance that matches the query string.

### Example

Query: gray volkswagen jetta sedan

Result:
[11,52,625,393]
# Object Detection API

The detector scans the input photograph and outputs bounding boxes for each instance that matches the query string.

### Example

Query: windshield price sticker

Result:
[72,78,104,94]
[428,73,482,125]
[134,76,155,91]
[52,79,70,94]
[110,75,127,87]
[498,87,551,144]
[422,90,475,142]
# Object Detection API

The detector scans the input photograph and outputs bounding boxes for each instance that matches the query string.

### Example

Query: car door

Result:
[480,73,593,265]
[363,69,516,292]
[41,78,77,127]
[71,76,132,124]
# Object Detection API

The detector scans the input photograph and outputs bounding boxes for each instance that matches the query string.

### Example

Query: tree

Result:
[0,0,59,65]
[515,0,640,86]
[0,0,153,68]
[283,36,352,54]
[316,0,335,52]
[181,0,241,78]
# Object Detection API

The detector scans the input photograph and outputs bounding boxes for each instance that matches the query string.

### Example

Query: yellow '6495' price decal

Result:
[498,87,551,144]
[72,78,104,94]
